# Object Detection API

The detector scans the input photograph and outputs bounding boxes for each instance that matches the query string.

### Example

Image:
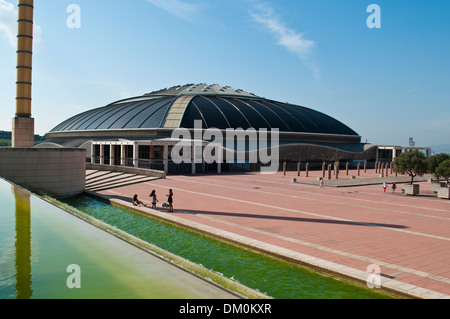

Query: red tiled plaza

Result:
[90,169,450,299]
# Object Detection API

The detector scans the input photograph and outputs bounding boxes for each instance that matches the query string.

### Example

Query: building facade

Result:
[41,83,385,174]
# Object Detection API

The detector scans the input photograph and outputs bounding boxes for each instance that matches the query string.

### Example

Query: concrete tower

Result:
[12,0,35,148]
[0,0,86,197]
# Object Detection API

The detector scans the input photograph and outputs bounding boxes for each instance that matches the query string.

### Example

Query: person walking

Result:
[392,183,397,193]
[167,189,174,212]
[149,190,158,209]
[319,177,324,189]
[383,181,387,193]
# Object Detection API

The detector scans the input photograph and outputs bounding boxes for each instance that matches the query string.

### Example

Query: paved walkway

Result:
[88,169,450,299]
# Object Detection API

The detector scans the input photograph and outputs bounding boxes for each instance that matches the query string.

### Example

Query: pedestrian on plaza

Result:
[132,194,146,207]
[167,189,174,212]
[319,177,324,189]
[392,183,397,193]
[149,190,158,209]
[383,181,387,193]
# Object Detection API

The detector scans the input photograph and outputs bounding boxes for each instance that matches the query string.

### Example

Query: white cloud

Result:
[69,104,85,112]
[0,0,16,46]
[120,90,133,99]
[147,0,205,23]
[428,116,450,127]
[34,24,42,46]
[0,0,42,48]
[249,2,320,80]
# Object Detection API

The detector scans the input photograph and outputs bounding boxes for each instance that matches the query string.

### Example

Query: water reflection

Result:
[12,185,32,299]
[4,183,239,299]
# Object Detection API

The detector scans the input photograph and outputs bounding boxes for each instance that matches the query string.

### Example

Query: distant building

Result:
[41,83,398,174]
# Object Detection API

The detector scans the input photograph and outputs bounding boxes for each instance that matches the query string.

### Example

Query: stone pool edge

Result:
[84,190,447,300]
[42,195,271,300]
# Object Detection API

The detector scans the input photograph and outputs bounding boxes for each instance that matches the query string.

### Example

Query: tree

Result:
[436,160,450,185]
[393,150,428,184]
[427,153,450,182]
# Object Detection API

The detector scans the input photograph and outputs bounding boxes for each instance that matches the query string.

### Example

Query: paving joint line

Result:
[97,189,450,299]
[172,175,450,218]
[215,175,450,213]
[139,180,450,286]
[188,209,450,287]
[162,178,450,239]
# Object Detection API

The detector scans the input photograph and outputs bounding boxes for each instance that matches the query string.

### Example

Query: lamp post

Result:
[12,0,35,148]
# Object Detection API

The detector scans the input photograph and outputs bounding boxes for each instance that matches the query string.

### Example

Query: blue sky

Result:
[1,0,449,150]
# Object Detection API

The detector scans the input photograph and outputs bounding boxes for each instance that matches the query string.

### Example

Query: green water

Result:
[0,180,238,299]
[62,195,392,299]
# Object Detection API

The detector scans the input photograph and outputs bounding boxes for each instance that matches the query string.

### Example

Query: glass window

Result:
[209,97,250,129]
[97,101,148,130]
[179,102,207,129]
[139,146,150,160]
[153,146,162,160]
[123,98,172,129]
[190,97,229,129]
[140,101,172,128]
[226,98,269,130]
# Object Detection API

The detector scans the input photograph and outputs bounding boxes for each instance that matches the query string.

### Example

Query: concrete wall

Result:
[0,148,86,197]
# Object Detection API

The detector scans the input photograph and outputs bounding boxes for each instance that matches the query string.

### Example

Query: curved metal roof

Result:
[50,83,358,136]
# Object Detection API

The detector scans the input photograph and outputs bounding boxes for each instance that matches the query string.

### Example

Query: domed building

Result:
[42,83,377,174]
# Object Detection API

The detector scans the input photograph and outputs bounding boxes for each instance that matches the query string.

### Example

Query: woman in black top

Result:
[167,189,174,212]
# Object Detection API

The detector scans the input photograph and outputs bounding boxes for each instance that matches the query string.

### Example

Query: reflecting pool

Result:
[0,179,238,299]
[62,195,393,299]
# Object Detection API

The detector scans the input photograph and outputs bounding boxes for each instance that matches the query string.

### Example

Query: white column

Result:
[150,145,154,166]
[191,143,196,175]
[202,147,206,173]
[217,162,221,174]
[163,143,169,174]
[110,144,114,165]
[100,143,104,165]
[91,143,95,164]
[133,143,139,168]
[120,144,125,166]
[217,144,223,174]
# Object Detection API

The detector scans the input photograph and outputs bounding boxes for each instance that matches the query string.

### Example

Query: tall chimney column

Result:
[12,0,35,148]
